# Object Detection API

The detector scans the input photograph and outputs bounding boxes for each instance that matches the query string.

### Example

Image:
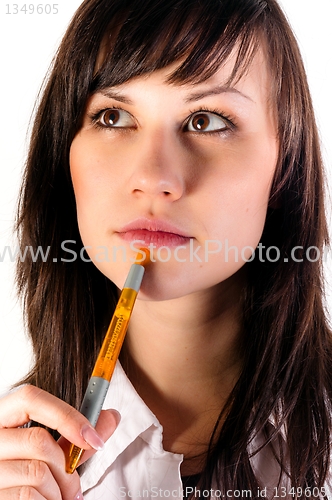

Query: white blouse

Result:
[80,362,332,499]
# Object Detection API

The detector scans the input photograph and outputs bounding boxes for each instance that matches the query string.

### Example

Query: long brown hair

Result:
[16,0,332,496]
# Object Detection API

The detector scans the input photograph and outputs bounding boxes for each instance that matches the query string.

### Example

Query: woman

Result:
[0,0,331,498]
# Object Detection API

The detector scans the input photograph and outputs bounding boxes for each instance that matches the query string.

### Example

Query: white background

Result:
[0,1,331,395]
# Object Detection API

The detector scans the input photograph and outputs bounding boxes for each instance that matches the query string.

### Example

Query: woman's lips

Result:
[118,229,190,247]
[117,219,192,248]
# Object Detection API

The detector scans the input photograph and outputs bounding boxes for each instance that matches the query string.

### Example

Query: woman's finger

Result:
[0,427,81,500]
[0,459,61,500]
[0,385,102,451]
[0,487,45,500]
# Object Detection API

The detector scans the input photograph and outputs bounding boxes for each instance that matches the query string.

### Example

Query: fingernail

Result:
[74,490,84,500]
[107,409,121,426]
[81,424,105,451]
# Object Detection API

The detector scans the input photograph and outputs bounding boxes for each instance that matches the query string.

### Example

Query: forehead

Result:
[95,45,273,109]
[204,45,273,103]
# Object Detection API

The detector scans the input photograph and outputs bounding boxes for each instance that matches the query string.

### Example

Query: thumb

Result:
[59,409,121,466]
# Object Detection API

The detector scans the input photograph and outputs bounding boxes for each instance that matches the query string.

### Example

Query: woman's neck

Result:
[120,269,246,474]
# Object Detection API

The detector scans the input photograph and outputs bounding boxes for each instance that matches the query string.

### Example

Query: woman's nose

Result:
[126,130,185,202]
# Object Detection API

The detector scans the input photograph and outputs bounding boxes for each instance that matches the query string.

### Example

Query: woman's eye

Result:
[186,112,228,132]
[98,109,135,128]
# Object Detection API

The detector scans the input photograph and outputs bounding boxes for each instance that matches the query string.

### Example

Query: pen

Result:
[65,249,150,474]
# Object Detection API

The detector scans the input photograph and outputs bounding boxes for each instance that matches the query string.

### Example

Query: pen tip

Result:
[135,248,151,266]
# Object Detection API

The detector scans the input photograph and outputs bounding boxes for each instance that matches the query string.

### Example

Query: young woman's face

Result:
[70,48,278,300]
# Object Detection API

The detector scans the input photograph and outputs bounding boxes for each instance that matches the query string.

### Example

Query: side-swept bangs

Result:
[91,0,268,90]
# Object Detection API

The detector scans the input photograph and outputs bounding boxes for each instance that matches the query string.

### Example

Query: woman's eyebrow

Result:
[99,89,134,105]
[184,85,255,103]
[97,85,254,105]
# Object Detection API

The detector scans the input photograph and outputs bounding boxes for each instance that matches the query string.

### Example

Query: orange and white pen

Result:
[65,248,150,474]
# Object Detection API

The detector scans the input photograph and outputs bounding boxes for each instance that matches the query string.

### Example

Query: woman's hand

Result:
[0,385,120,499]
